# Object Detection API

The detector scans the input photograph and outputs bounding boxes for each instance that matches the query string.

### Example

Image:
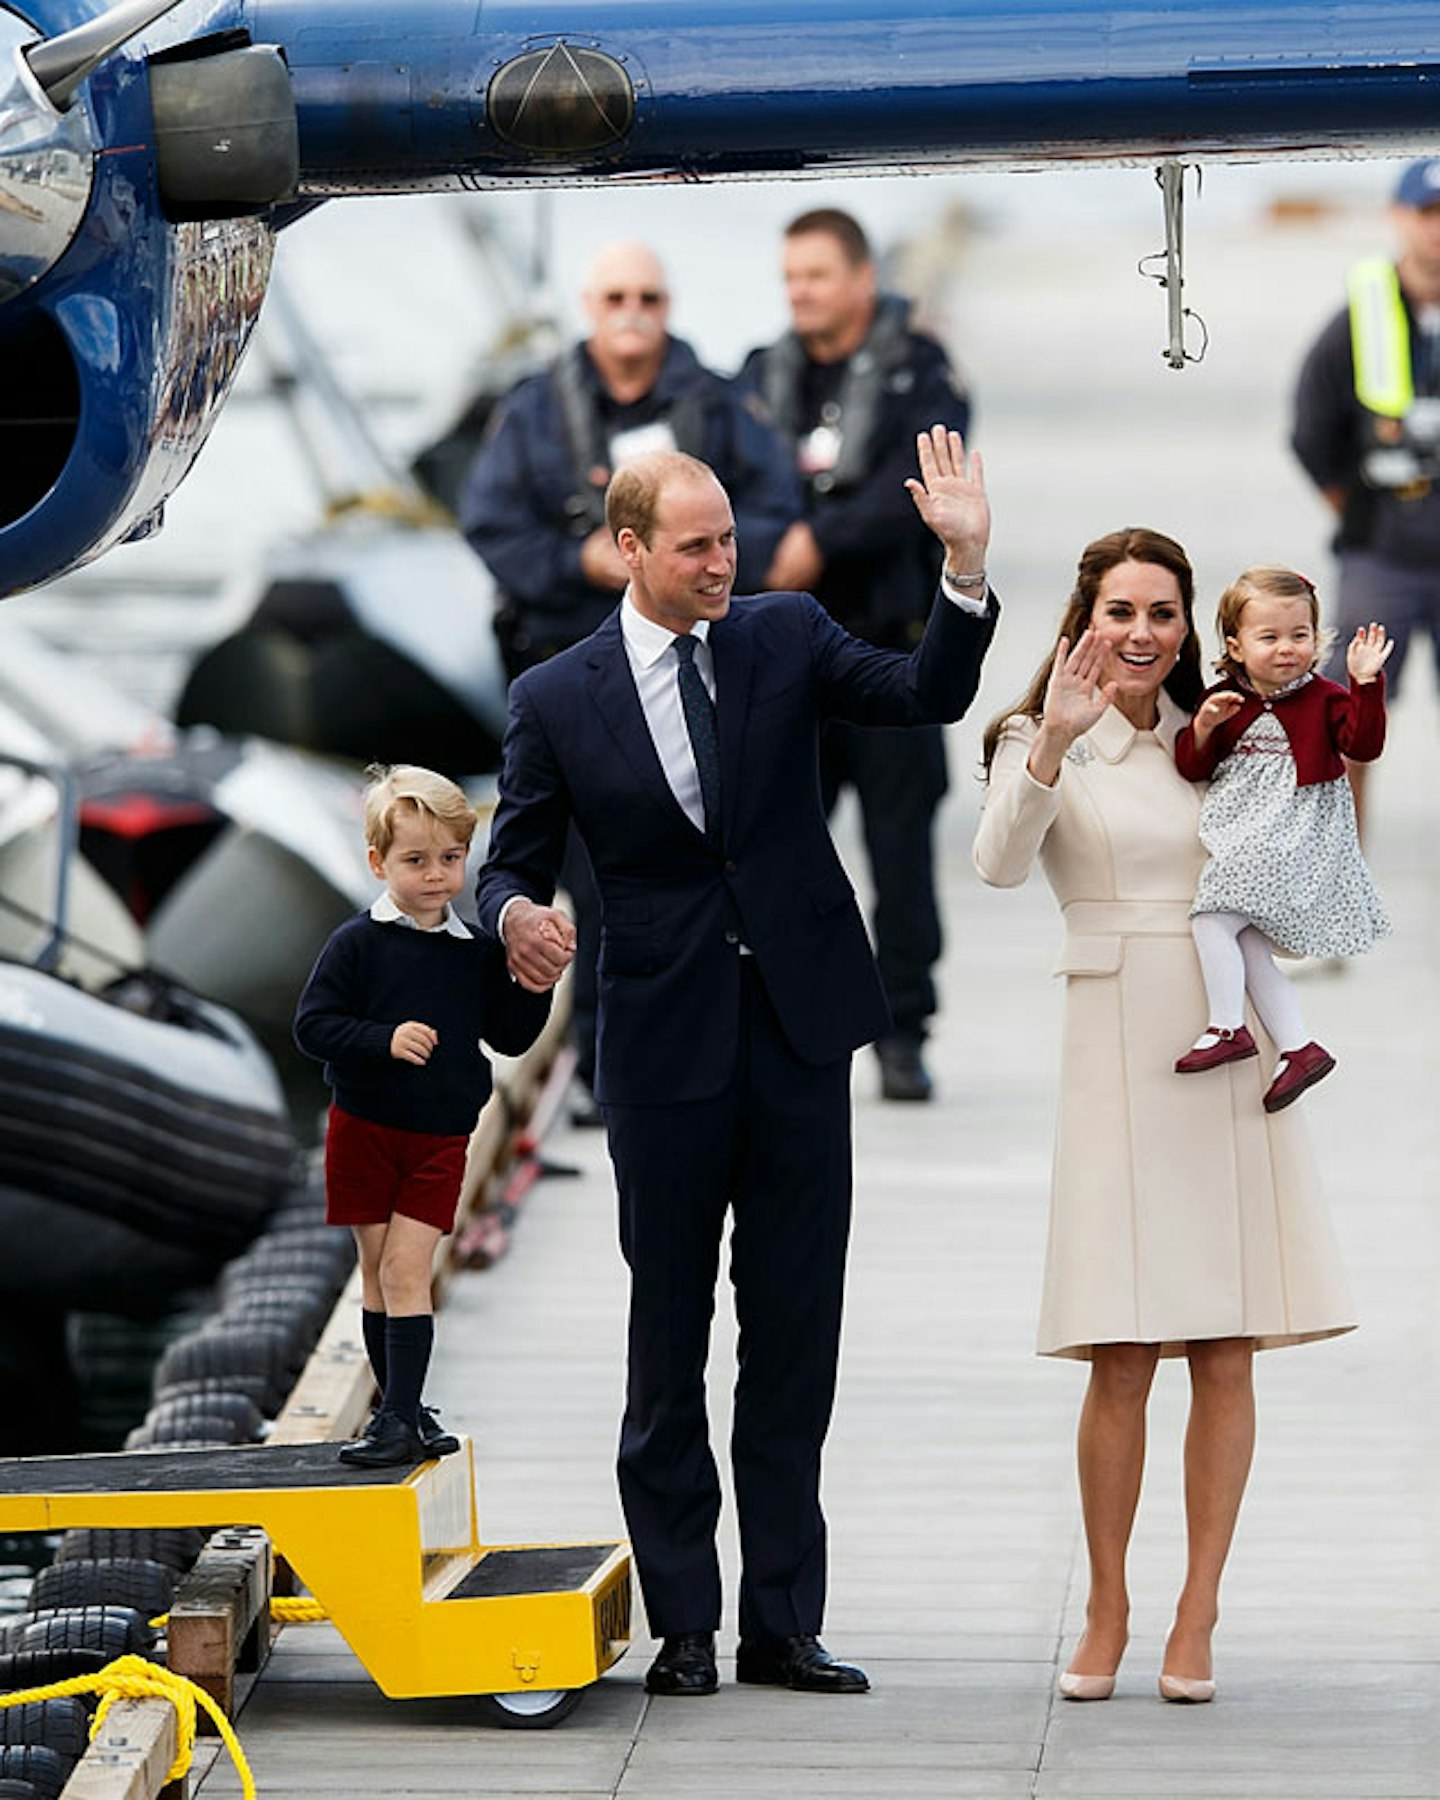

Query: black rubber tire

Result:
[0,1605,155,1661]
[153,1324,300,1412]
[140,1391,264,1441]
[472,1687,586,1729]
[216,1272,338,1317]
[212,1300,315,1351]
[0,1779,43,1800]
[224,1241,351,1288]
[0,1748,65,1800]
[54,1528,206,1574]
[0,1699,88,1763]
[125,1419,228,1450]
[28,1559,174,1618]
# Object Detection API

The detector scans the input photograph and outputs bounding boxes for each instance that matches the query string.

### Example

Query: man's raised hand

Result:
[904,426,990,577]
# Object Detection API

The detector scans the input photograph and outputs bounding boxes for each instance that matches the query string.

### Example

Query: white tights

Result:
[1190,911,1307,1053]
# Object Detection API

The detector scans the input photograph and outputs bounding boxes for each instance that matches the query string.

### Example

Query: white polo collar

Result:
[370,891,472,938]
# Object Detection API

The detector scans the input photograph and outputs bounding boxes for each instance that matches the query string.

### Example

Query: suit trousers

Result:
[603,961,853,1641]
[820,719,949,1038]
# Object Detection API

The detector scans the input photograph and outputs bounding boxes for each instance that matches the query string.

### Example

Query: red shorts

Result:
[323,1106,468,1233]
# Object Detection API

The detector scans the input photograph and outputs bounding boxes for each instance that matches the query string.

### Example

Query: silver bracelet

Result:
[943,565,987,587]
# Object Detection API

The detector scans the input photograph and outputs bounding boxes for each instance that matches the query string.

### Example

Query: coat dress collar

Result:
[1081,688,1188,764]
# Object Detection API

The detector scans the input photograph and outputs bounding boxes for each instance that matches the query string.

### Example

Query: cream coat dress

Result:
[973,695,1355,1361]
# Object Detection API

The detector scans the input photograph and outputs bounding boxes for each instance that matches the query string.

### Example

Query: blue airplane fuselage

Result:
[240,0,1440,190]
[2,0,1439,596]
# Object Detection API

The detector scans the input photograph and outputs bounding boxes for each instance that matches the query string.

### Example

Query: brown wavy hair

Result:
[980,528,1204,773]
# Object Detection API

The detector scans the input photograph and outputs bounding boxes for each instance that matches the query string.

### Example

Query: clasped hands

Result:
[501,897,577,992]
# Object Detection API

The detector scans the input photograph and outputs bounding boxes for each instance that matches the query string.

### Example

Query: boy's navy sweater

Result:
[293,912,551,1136]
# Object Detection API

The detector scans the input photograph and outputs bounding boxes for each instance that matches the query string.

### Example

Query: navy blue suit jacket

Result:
[475,586,997,1106]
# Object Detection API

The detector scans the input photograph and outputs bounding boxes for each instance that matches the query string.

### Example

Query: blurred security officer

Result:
[461,241,799,1122]
[740,209,972,1101]
[1293,157,1440,841]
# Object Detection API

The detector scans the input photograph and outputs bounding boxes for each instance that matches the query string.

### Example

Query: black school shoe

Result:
[735,1634,869,1693]
[417,1406,460,1456]
[358,1404,461,1458]
[338,1409,425,1468]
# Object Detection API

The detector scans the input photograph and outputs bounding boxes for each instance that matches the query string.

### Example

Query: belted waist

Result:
[1062,900,1194,936]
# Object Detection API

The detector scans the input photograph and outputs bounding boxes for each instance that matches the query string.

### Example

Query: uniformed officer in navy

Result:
[739,209,973,1101]
[460,241,800,1123]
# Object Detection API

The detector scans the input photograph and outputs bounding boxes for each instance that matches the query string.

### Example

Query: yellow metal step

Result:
[0,1439,630,1700]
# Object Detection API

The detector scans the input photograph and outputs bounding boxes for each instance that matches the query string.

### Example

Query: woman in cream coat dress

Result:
[973,528,1353,1707]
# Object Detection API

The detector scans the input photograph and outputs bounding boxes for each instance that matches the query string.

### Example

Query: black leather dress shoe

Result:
[644,1631,718,1696]
[876,1036,933,1102]
[337,1409,425,1468]
[735,1634,869,1693]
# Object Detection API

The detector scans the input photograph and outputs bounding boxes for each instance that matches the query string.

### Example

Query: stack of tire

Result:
[0,1158,355,1795]
[134,1154,354,1445]
[0,1531,177,1800]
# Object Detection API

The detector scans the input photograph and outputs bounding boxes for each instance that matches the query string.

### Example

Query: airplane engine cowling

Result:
[0,24,275,596]
[150,40,298,218]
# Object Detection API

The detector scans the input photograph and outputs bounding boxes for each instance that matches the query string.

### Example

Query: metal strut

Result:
[1139,160,1209,370]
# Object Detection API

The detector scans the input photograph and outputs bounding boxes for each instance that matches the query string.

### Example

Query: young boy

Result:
[294,764,551,1467]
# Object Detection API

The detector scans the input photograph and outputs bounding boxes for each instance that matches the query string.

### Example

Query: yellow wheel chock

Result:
[0,1439,630,1724]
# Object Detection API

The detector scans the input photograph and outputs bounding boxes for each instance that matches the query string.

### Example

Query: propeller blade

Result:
[25,0,189,108]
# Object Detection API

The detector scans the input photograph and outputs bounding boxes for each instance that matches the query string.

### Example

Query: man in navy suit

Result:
[474,429,997,1697]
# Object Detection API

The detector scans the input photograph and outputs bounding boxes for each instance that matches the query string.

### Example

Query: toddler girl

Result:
[1173,566,1390,1112]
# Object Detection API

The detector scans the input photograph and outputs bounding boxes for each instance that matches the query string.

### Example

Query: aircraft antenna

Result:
[1139,160,1209,370]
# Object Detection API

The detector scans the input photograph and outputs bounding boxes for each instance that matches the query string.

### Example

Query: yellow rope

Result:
[0,1653,255,1799]
[269,1596,328,1623]
[150,1595,330,1629]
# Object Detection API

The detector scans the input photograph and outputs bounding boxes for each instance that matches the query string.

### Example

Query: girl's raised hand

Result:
[1347,622,1393,684]
[1191,689,1245,748]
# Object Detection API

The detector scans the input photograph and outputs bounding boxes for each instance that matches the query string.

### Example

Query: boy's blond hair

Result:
[363,764,477,858]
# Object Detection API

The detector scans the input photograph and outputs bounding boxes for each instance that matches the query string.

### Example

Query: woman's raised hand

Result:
[1025,629,1116,787]
[1042,628,1116,741]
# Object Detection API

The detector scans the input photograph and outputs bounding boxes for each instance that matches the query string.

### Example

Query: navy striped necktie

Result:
[673,633,722,845]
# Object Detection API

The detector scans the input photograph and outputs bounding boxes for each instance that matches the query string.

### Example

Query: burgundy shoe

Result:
[1263,1042,1336,1113]
[1174,1025,1259,1074]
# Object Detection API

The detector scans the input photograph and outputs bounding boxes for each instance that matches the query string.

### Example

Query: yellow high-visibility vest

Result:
[1348,258,1413,418]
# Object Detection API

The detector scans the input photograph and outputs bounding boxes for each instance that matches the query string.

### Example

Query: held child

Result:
[294,765,551,1467]
[1173,567,1391,1112]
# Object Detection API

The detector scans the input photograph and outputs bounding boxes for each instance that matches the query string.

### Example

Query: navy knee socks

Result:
[361,1307,387,1392]
[382,1314,433,1429]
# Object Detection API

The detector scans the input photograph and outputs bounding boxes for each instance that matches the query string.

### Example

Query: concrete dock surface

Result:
[195,178,1437,1799]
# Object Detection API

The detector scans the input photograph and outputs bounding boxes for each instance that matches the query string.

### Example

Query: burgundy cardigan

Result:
[1174,671,1386,788]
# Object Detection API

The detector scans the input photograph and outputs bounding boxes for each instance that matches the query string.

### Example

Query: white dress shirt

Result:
[620,594,715,836]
